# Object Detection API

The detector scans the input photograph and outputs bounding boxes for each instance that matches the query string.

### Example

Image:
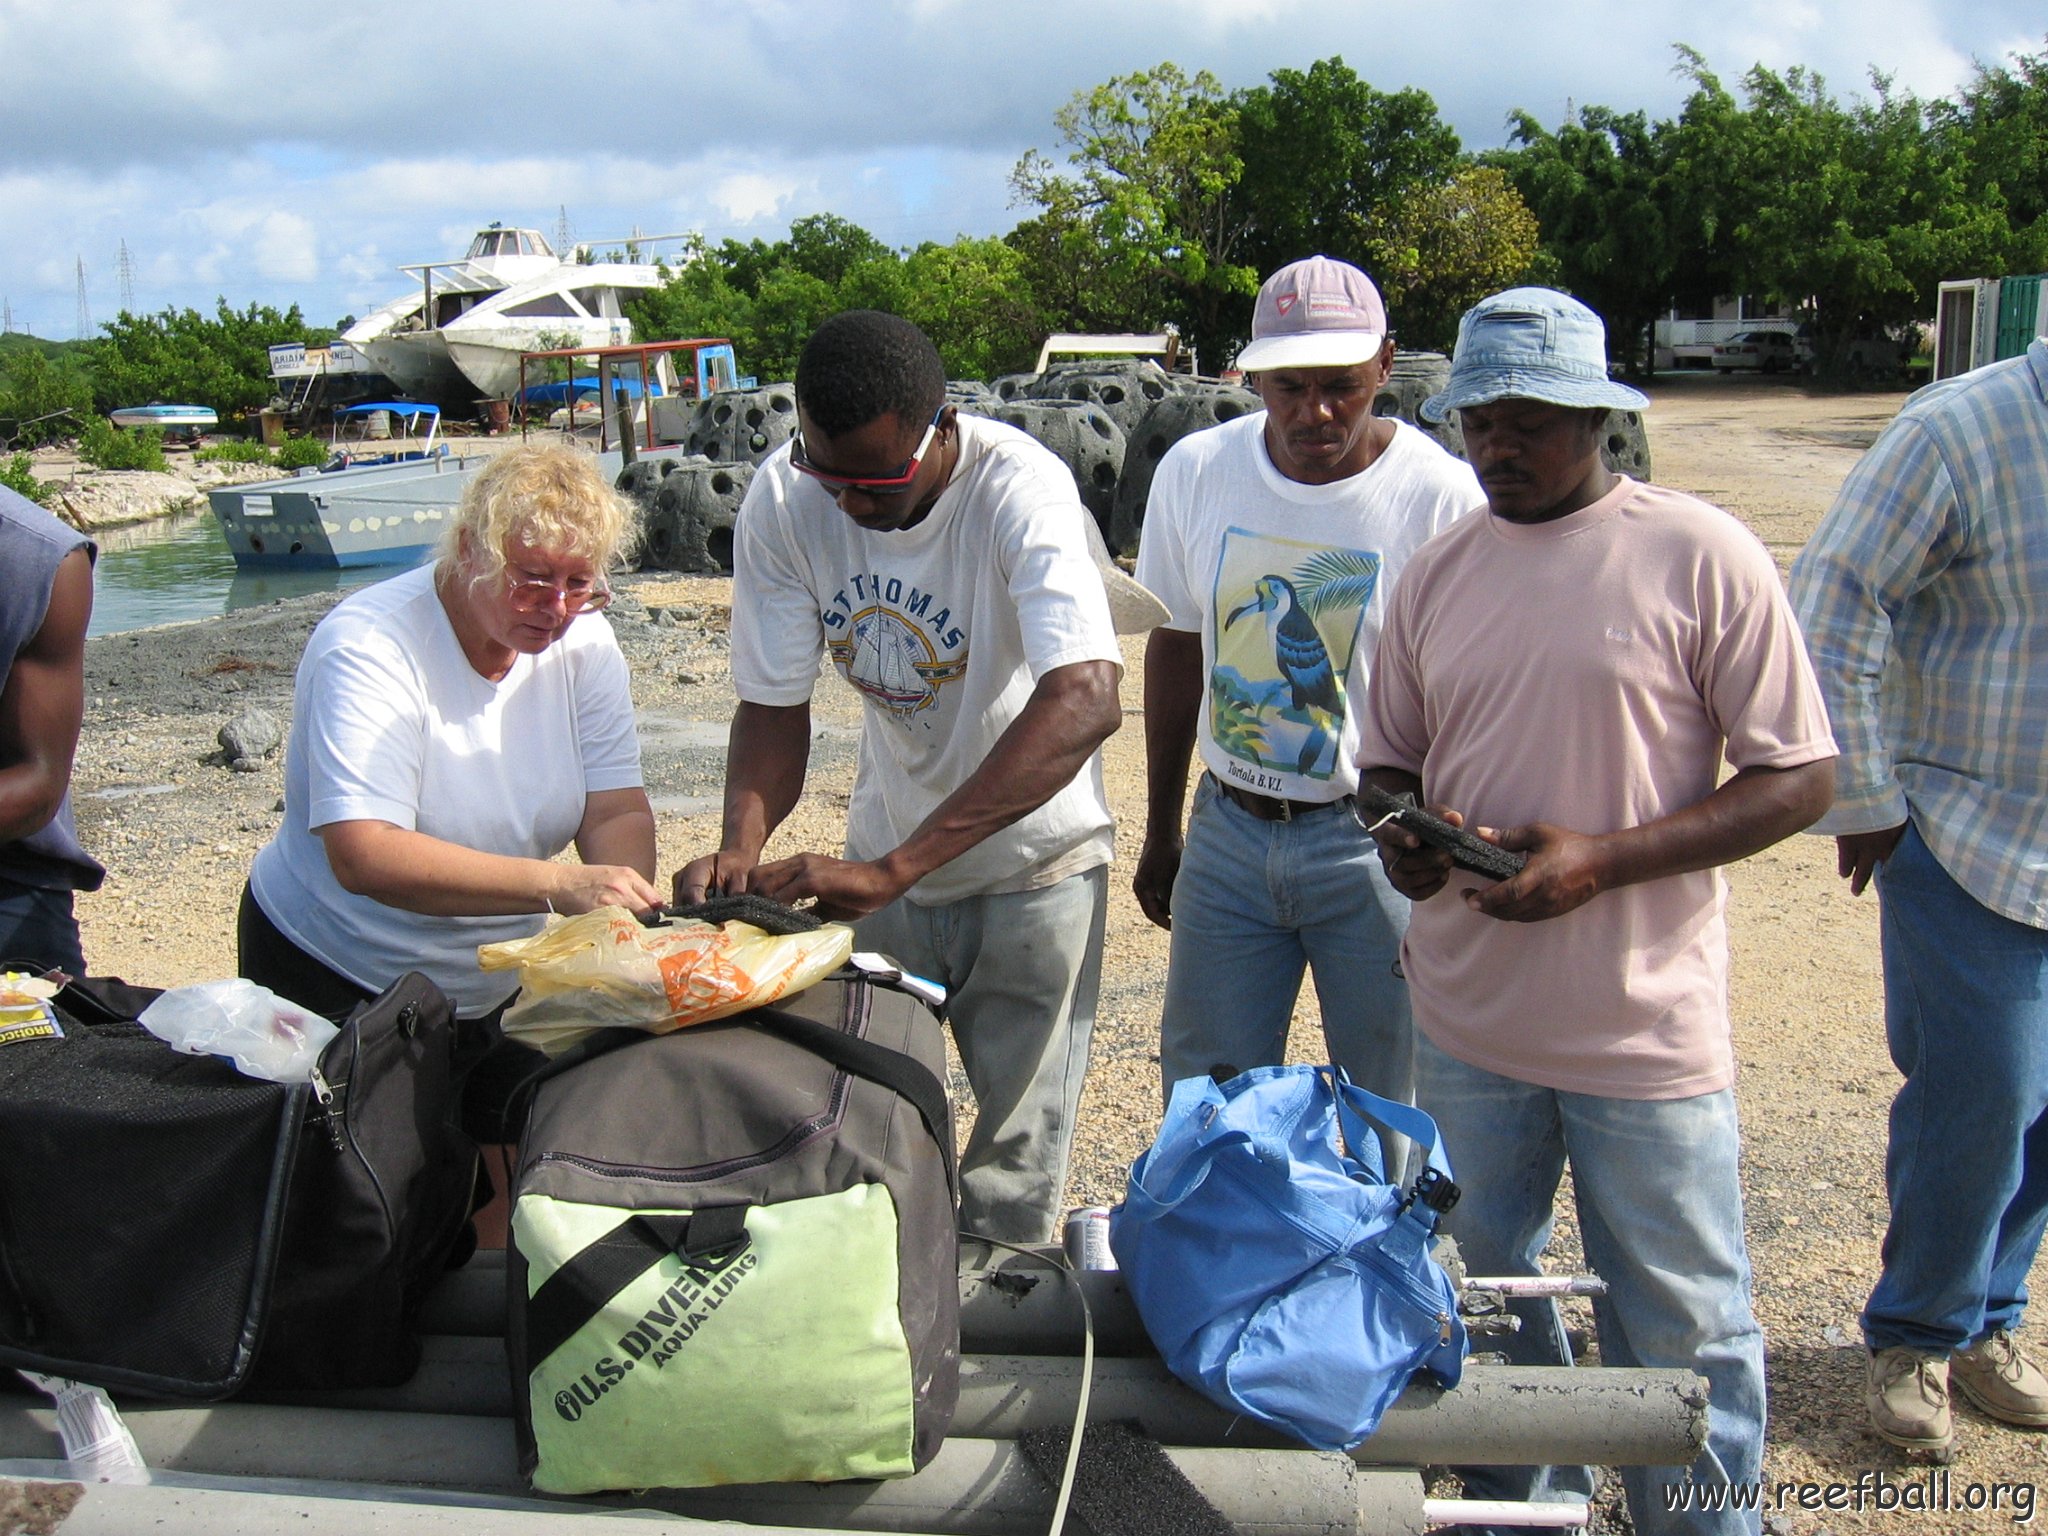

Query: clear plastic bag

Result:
[138,980,340,1083]
[478,908,854,1055]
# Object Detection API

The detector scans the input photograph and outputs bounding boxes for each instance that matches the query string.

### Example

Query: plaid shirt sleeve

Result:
[1789,413,1963,837]
[1789,341,2048,928]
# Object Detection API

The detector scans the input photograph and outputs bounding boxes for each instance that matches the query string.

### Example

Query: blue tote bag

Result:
[1109,1064,1467,1450]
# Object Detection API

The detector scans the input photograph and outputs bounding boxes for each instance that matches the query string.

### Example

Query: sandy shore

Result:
[67,375,2036,1532]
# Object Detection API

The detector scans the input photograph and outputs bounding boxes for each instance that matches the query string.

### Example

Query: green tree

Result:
[783,214,894,290]
[895,238,1046,379]
[1938,40,2048,271]
[1232,59,1462,278]
[0,347,95,446]
[1363,166,1544,352]
[1490,106,1675,373]
[1699,57,2008,370]
[626,239,758,349]
[747,267,840,382]
[90,301,328,418]
[1010,62,1257,365]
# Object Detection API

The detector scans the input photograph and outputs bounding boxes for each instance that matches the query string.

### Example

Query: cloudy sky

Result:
[1,0,2039,338]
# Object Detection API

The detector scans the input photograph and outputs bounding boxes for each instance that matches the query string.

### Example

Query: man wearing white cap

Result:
[1360,287,1837,1533]
[1133,255,1480,1105]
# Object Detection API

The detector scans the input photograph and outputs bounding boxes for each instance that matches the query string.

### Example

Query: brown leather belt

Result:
[1211,775,1352,823]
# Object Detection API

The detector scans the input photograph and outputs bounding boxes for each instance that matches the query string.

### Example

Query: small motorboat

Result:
[107,403,218,444]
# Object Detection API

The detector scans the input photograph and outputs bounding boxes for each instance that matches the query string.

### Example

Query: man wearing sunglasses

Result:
[675,309,1124,1245]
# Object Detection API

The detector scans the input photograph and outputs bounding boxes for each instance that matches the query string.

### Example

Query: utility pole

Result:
[118,241,136,314]
[554,204,573,257]
[75,257,92,340]
[2,297,12,336]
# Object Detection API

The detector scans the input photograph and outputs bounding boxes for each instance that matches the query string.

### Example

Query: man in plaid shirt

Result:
[1791,336,2048,1457]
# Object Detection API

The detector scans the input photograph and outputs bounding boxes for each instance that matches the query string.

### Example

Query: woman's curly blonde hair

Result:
[438,442,631,587]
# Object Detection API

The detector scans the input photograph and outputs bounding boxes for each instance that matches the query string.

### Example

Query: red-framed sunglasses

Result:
[789,408,944,494]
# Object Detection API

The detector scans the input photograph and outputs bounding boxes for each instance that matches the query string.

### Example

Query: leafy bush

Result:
[0,348,95,448]
[196,437,276,464]
[273,435,332,471]
[77,416,170,472]
[0,451,53,505]
[90,300,329,419]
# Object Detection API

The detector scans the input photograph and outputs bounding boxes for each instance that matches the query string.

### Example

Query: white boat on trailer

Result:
[342,224,677,404]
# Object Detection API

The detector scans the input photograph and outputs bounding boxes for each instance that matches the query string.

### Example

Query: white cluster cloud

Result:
[0,0,2037,334]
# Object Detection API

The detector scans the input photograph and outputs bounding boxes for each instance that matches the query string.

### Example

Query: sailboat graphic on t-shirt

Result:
[850,621,924,707]
[828,605,971,719]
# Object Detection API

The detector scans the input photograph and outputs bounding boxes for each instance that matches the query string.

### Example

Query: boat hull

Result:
[207,457,484,570]
[110,405,218,431]
[208,448,666,570]
[354,332,469,400]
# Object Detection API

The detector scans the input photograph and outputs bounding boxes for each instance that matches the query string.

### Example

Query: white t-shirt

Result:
[249,563,645,1015]
[729,414,1122,906]
[1359,478,1837,1098]
[1135,414,1480,800]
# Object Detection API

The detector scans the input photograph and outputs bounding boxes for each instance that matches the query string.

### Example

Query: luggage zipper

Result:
[309,1066,345,1152]
[1355,1238,1459,1351]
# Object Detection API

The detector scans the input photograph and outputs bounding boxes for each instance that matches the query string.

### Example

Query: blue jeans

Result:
[855,865,1105,1246]
[1159,776,1412,1104]
[1863,821,2048,1354]
[0,878,85,975]
[1417,1035,1765,1536]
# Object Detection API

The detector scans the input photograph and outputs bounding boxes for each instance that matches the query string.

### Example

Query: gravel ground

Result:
[66,377,2047,1533]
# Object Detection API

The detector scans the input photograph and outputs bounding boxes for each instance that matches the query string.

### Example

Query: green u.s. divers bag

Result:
[505,964,959,1493]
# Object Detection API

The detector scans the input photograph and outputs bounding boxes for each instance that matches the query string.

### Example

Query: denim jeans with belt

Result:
[1417,1035,1765,1536]
[1158,774,1412,1105]
[854,865,1106,1246]
[1863,820,2048,1355]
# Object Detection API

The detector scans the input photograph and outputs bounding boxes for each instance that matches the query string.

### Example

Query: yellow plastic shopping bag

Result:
[478,908,854,1055]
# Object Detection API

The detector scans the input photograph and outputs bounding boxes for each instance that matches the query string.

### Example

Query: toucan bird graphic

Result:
[1226,574,1343,776]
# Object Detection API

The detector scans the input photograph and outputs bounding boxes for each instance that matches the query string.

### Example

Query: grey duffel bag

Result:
[505,964,959,1493]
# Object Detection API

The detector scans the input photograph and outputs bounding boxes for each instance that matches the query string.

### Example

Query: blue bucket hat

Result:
[1421,288,1650,423]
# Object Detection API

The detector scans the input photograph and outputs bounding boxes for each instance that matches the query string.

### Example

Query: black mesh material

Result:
[0,1020,294,1396]
[0,972,477,1400]
[669,895,824,936]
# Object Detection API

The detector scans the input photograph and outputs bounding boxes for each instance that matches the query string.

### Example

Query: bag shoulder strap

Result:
[745,1004,957,1199]
[525,1207,752,1368]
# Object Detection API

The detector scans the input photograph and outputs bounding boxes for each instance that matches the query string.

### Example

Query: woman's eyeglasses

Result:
[789,408,943,495]
[506,566,611,614]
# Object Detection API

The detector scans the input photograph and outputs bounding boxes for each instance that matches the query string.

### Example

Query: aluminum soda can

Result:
[1063,1206,1117,1271]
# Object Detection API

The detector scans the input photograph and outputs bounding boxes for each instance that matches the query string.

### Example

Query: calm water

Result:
[86,512,426,637]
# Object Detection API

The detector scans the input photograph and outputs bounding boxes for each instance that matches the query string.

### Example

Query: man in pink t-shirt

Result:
[1358,288,1836,1536]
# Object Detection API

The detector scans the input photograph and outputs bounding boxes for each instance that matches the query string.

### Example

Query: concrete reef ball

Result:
[684,386,797,467]
[641,460,756,574]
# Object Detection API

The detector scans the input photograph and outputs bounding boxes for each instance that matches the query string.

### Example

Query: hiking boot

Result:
[1867,1347,1954,1453]
[1952,1330,2048,1427]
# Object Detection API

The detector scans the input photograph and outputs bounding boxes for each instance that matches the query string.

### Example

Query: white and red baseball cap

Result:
[1235,255,1389,372]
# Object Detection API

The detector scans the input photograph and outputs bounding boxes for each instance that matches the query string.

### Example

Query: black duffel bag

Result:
[0,971,477,1398]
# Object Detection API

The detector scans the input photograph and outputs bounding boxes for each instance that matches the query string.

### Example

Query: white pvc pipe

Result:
[1424,1498,1589,1528]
